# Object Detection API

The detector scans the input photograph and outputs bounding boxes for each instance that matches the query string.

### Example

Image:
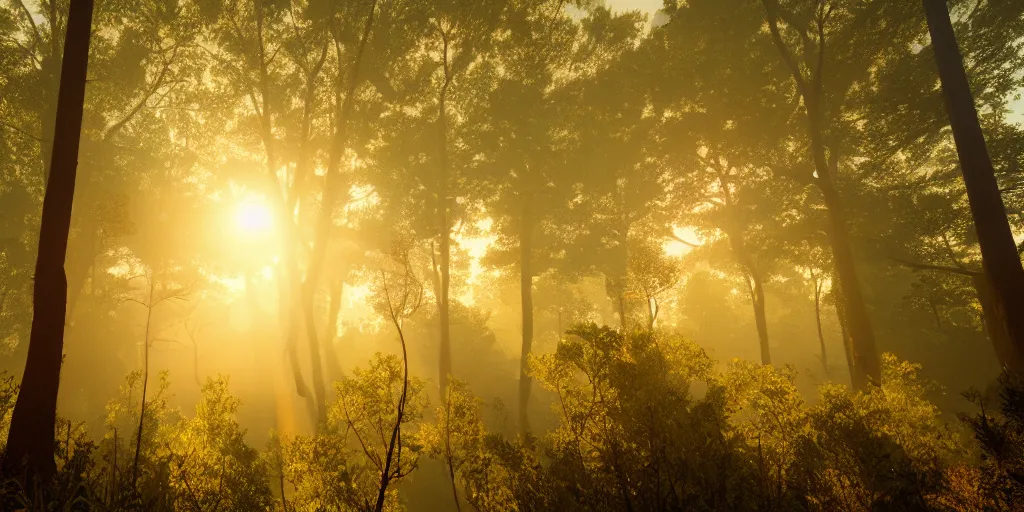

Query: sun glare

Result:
[235,197,274,237]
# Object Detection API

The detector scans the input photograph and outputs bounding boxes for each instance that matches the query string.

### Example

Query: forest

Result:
[2,0,1024,510]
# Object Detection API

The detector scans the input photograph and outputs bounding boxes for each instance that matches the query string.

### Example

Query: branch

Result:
[889,257,979,277]
[667,232,701,248]
[102,50,177,141]
[0,120,43,143]
[14,0,43,51]
[761,0,810,98]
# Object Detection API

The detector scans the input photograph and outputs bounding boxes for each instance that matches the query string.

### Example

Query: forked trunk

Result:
[814,141,880,390]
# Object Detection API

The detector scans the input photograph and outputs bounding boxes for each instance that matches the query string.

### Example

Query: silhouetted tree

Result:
[922,0,1024,374]
[3,0,95,485]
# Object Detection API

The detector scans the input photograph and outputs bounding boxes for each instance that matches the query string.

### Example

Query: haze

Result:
[1,0,1024,510]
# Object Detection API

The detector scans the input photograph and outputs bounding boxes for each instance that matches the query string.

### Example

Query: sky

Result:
[604,0,663,14]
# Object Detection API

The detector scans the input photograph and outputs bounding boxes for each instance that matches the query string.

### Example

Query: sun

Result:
[235,196,274,237]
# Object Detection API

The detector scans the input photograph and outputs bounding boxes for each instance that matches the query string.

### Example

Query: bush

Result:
[0,328,1013,512]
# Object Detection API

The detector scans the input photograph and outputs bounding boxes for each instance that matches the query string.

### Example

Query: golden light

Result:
[235,196,274,237]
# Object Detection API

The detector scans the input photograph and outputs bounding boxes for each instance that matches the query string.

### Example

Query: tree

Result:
[557,7,660,334]
[921,0,1024,374]
[3,0,94,484]
[753,0,925,388]
[371,238,424,511]
[299,0,379,427]
[472,0,578,434]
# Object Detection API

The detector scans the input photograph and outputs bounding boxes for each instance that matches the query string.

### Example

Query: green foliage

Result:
[164,377,273,512]
[283,353,426,511]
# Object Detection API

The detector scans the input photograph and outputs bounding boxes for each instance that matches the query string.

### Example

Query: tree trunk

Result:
[300,288,328,426]
[300,0,378,427]
[437,206,452,397]
[727,225,771,365]
[278,268,309,400]
[762,0,880,389]
[813,142,880,390]
[436,41,453,398]
[4,0,94,483]
[518,201,534,436]
[3,0,94,485]
[923,0,1024,373]
[131,277,156,489]
[812,274,830,378]
[253,3,311,413]
[747,273,771,365]
[617,287,627,333]
[647,296,656,331]
[832,281,858,384]
[972,273,1016,370]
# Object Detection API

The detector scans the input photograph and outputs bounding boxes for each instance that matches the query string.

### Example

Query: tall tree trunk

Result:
[923,0,1024,373]
[746,272,771,365]
[813,131,880,390]
[647,296,656,331]
[616,286,627,333]
[299,290,328,426]
[436,37,453,398]
[763,0,881,389]
[301,0,378,427]
[38,0,61,188]
[131,277,156,489]
[832,281,858,384]
[729,227,771,365]
[252,3,311,414]
[3,0,94,484]
[518,201,534,436]
[972,273,1016,370]
[812,271,830,378]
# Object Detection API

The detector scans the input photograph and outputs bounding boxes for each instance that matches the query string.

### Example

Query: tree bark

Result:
[923,0,1024,373]
[518,201,534,436]
[131,277,156,489]
[816,176,880,390]
[3,0,95,484]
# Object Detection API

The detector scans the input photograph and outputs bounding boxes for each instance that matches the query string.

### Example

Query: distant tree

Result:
[557,7,660,334]
[471,0,578,434]
[753,0,928,389]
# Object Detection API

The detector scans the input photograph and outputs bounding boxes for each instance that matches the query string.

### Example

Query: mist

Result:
[1,0,1023,510]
